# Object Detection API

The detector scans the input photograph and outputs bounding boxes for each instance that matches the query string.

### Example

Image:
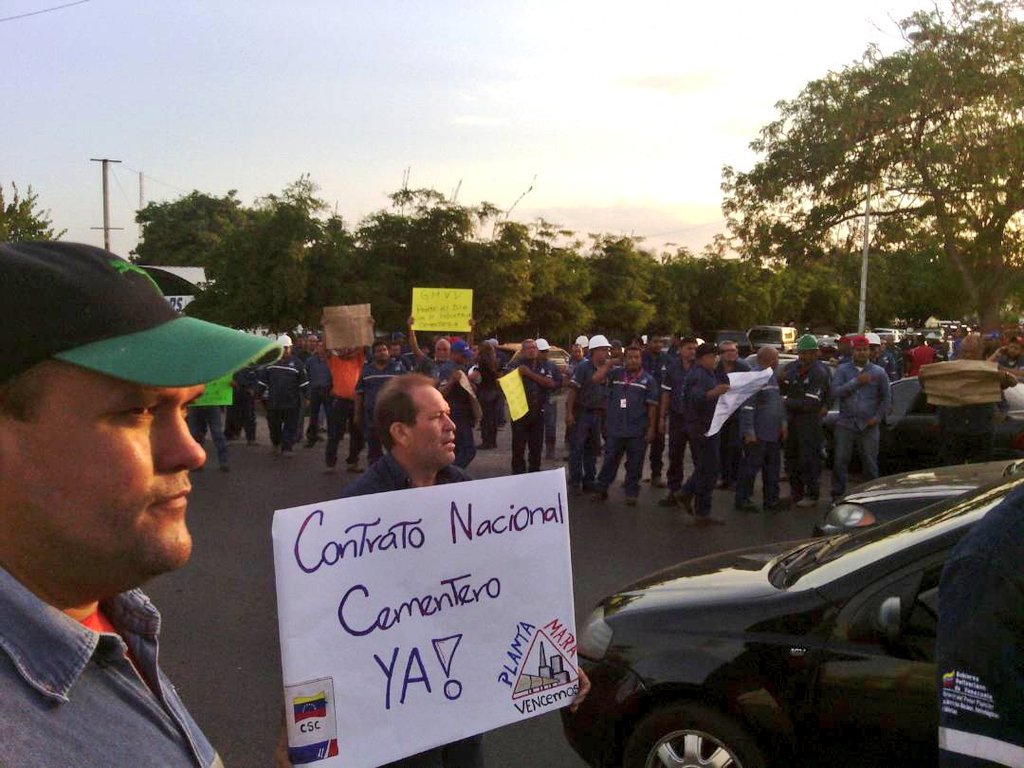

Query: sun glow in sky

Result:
[4,0,926,256]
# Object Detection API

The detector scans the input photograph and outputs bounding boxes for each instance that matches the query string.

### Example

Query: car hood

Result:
[843,460,1022,505]
[603,541,807,618]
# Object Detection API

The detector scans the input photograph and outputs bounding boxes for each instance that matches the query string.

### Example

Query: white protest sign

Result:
[272,469,579,768]
[705,368,774,437]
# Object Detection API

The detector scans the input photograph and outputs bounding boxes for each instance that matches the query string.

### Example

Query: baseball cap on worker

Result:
[0,241,281,386]
[796,334,819,352]
[850,334,871,348]
[695,342,717,358]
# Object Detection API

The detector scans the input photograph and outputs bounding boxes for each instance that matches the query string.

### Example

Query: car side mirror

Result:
[875,596,902,643]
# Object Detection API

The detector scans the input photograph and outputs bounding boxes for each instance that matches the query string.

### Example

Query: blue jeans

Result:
[735,439,781,507]
[543,398,558,449]
[682,426,720,517]
[831,423,880,498]
[568,410,603,489]
[187,406,228,467]
[595,434,648,497]
[666,412,693,492]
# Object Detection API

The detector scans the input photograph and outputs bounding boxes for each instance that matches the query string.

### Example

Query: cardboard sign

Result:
[323,305,375,349]
[272,470,578,767]
[498,370,529,422]
[411,288,473,332]
[190,372,233,407]
[919,360,1004,406]
[706,368,773,437]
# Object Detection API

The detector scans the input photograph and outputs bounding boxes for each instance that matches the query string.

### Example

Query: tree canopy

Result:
[723,0,1024,328]
[0,183,64,242]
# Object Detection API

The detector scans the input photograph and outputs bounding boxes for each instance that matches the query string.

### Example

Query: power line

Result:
[0,0,90,23]
[120,164,189,195]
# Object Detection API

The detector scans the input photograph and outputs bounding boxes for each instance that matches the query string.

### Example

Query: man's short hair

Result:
[680,336,698,346]
[372,339,389,351]
[374,374,436,451]
[0,363,52,421]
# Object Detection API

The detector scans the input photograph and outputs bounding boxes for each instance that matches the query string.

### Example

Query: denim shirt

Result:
[739,367,784,442]
[603,368,659,438]
[661,358,694,415]
[355,359,408,414]
[0,567,220,768]
[832,360,892,431]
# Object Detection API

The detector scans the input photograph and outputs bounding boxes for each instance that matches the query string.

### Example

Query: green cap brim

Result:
[54,316,282,387]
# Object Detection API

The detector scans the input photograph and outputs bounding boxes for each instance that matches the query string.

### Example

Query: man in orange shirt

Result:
[325,347,365,472]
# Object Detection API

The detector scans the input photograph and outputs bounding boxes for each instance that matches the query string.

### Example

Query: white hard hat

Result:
[277,334,293,347]
[535,338,551,351]
[589,334,611,350]
[865,332,882,346]
[575,334,589,348]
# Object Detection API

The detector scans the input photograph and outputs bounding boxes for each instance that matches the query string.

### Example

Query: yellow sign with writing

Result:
[190,372,234,407]
[411,287,473,332]
[498,369,529,422]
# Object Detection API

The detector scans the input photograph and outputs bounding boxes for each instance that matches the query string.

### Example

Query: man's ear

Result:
[389,421,410,449]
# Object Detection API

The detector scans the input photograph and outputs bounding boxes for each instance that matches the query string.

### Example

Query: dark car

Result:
[816,458,1024,535]
[823,376,1024,474]
[562,474,1024,768]
[709,330,753,358]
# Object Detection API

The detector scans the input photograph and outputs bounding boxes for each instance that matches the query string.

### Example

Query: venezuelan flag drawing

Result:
[294,691,328,722]
[943,671,956,688]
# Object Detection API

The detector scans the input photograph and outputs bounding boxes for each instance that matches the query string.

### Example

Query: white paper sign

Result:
[272,470,579,768]
[705,368,774,437]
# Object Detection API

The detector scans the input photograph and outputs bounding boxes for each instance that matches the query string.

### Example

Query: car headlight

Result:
[577,606,613,661]
[824,502,876,530]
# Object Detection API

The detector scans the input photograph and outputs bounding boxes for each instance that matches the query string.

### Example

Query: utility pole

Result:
[90,157,123,251]
[858,185,870,333]
[138,170,145,241]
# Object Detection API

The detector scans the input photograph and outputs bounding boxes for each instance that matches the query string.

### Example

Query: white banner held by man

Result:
[705,368,774,437]
[272,469,579,767]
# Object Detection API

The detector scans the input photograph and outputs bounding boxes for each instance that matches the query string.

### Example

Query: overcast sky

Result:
[4,0,926,257]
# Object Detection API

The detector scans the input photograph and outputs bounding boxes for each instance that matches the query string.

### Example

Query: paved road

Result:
[147,410,835,767]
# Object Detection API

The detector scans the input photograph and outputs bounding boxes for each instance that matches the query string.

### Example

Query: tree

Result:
[133,190,251,266]
[0,182,64,241]
[585,236,659,339]
[187,178,327,330]
[723,1,1024,328]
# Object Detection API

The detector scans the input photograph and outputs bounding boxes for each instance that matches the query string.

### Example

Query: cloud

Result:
[518,202,727,254]
[615,72,719,95]
[449,115,507,127]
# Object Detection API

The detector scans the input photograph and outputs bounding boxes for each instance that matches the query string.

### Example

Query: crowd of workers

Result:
[209,323,1024,526]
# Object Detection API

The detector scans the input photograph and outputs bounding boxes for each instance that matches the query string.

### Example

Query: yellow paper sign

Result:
[411,287,473,332]
[498,370,529,422]
[190,372,234,407]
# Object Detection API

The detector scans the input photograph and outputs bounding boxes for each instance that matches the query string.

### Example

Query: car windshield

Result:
[769,475,1024,589]
[748,329,780,344]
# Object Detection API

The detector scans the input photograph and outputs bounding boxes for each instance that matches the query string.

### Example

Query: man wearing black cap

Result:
[680,342,730,525]
[0,242,279,767]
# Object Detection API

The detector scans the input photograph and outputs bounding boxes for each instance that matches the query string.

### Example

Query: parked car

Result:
[562,474,1024,768]
[822,376,1024,474]
[816,458,1024,535]
[747,325,799,353]
[708,330,753,358]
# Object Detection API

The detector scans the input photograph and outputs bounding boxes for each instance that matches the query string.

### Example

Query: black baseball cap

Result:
[695,342,718,357]
[1,241,281,386]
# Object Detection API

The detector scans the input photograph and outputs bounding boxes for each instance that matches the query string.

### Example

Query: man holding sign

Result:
[328,374,588,767]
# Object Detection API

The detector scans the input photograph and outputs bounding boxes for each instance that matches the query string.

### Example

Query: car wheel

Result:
[623,702,766,768]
